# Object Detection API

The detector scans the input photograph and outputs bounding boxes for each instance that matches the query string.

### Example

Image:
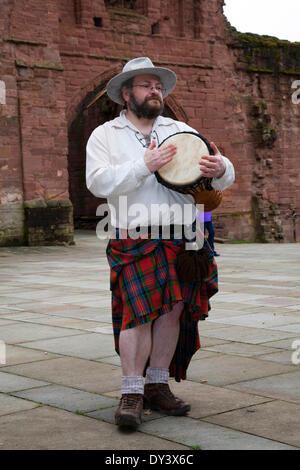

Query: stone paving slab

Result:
[0,371,48,393]
[0,323,83,344]
[202,341,277,357]
[258,350,299,365]
[270,323,300,334]
[22,306,112,322]
[0,406,189,450]
[0,393,39,416]
[208,312,300,329]
[0,295,31,305]
[195,324,298,345]
[97,355,122,367]
[0,306,25,314]
[0,318,18,327]
[13,384,119,412]
[0,344,58,368]
[186,354,296,386]
[219,284,300,298]
[219,273,300,283]
[3,357,121,393]
[189,349,222,361]
[204,400,300,448]
[167,380,273,419]
[196,336,232,348]
[139,416,296,450]
[285,305,300,311]
[1,312,104,331]
[226,370,300,403]
[262,338,300,350]
[19,332,116,359]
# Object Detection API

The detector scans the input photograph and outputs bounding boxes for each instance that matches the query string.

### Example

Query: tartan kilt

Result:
[106,235,218,382]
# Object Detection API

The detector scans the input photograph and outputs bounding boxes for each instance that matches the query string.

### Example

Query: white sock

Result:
[121,376,144,395]
[145,367,169,384]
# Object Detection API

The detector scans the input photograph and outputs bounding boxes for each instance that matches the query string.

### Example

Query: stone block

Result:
[4,357,121,394]
[24,199,74,246]
[0,371,48,392]
[140,416,296,450]
[0,406,189,450]
[204,400,300,448]
[226,370,300,403]
[13,384,119,412]
[186,354,295,386]
[0,394,38,416]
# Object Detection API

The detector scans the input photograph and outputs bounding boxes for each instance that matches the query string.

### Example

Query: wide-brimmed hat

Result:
[106,57,177,105]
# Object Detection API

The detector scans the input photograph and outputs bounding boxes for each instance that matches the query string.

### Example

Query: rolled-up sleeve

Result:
[86,127,151,198]
[211,156,235,191]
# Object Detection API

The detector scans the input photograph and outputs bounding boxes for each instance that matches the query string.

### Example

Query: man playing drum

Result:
[86,57,235,428]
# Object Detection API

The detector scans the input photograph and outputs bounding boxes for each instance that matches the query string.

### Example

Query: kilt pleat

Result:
[106,236,218,382]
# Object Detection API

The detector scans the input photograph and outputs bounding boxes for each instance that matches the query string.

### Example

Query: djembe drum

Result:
[155,131,223,212]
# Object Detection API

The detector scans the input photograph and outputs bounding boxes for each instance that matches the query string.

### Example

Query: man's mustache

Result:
[146,95,162,104]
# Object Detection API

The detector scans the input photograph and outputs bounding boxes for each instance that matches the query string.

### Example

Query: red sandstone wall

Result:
[0,0,299,244]
[0,0,25,243]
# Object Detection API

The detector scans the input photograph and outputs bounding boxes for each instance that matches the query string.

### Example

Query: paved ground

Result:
[0,230,299,450]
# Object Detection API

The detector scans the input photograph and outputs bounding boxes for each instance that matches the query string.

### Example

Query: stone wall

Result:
[0,0,299,245]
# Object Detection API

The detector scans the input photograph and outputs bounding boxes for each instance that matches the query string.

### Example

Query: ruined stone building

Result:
[0,0,299,245]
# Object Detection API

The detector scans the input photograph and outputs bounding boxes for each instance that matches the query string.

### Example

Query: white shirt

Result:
[86,110,235,228]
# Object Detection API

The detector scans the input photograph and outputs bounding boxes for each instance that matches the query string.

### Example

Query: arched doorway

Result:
[67,92,184,229]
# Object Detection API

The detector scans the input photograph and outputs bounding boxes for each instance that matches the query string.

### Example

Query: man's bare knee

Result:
[159,301,184,325]
[171,301,184,317]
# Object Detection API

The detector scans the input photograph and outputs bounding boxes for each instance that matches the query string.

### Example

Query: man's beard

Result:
[128,91,164,119]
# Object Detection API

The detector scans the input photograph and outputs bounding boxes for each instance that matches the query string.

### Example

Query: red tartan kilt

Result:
[107,237,218,381]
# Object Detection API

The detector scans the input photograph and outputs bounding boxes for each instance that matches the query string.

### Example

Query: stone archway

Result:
[67,88,188,229]
[68,93,122,228]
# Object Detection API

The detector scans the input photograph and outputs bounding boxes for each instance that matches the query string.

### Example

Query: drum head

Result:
[156,132,213,188]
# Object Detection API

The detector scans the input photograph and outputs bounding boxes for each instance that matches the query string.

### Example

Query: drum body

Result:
[155,132,223,211]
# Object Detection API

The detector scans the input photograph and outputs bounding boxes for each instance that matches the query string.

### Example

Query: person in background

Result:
[204,211,219,256]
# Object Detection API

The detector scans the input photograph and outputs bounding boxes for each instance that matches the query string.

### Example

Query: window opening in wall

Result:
[93,17,103,27]
[151,22,160,34]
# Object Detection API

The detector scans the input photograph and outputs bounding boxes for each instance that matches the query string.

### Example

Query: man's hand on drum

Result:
[144,140,177,173]
[199,142,226,179]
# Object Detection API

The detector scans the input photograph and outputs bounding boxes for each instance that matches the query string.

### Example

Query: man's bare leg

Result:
[144,301,190,415]
[119,322,152,376]
[119,301,184,376]
[115,322,152,427]
[149,301,184,368]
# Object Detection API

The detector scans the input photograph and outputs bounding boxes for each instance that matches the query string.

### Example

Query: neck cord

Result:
[134,130,160,148]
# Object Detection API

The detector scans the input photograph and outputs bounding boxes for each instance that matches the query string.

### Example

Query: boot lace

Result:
[121,394,142,410]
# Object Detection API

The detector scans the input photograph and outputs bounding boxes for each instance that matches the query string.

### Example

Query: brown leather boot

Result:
[144,383,191,416]
[115,393,143,427]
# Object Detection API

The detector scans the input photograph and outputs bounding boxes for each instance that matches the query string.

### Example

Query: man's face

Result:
[126,74,164,119]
